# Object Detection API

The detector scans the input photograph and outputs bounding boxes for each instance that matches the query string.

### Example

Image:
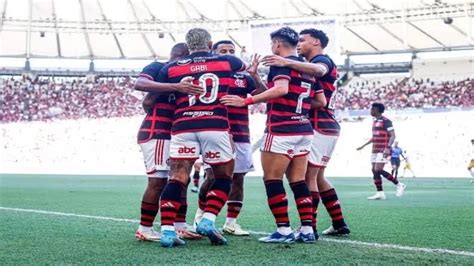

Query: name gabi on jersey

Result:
[183,111,214,117]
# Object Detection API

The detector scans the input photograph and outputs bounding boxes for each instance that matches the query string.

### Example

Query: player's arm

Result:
[262,55,329,78]
[221,79,289,107]
[135,76,203,95]
[357,139,372,150]
[400,149,407,160]
[311,83,326,108]
[384,129,396,156]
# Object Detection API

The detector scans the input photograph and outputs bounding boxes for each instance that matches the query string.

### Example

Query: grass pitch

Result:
[1,174,473,264]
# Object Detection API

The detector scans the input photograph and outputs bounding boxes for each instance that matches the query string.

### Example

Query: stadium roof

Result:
[0,0,473,59]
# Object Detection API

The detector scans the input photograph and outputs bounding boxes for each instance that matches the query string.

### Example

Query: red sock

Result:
[310,192,320,230]
[160,180,184,227]
[264,180,289,227]
[320,188,347,229]
[140,201,159,227]
[381,170,399,185]
[226,201,243,219]
[290,181,313,227]
[204,177,232,216]
[176,194,187,224]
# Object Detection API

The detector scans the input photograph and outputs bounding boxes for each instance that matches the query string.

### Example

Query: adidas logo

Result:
[298,198,312,204]
[207,191,217,197]
[162,202,175,208]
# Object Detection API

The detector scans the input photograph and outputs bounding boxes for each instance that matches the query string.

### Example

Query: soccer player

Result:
[357,103,406,199]
[134,43,204,241]
[194,40,257,236]
[390,141,405,179]
[261,28,350,236]
[222,27,325,243]
[156,28,247,247]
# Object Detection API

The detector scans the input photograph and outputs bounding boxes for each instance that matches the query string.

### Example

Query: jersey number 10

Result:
[182,73,219,106]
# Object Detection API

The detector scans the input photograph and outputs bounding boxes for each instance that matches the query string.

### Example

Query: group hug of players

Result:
[133,26,402,248]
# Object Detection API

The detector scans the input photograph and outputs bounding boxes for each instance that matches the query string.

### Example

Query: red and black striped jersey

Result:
[157,51,245,134]
[266,56,322,136]
[137,62,177,143]
[372,116,394,153]
[308,54,341,136]
[228,73,256,143]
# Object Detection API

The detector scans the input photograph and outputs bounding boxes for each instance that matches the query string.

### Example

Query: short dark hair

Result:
[170,43,189,60]
[212,40,235,50]
[270,27,299,47]
[300,28,329,48]
[372,103,385,113]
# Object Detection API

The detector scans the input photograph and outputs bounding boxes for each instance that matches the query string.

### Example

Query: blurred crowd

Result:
[1,76,473,123]
[0,76,143,123]
[336,77,473,110]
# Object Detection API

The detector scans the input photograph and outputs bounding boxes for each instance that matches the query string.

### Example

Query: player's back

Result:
[309,54,340,136]
[136,61,176,143]
[227,73,255,143]
[158,51,244,134]
[266,56,318,136]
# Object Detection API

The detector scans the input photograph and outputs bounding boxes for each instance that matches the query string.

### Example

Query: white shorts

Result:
[202,142,253,174]
[234,142,255,174]
[138,139,170,178]
[371,153,388,163]
[170,131,234,165]
[260,133,313,158]
[308,130,338,168]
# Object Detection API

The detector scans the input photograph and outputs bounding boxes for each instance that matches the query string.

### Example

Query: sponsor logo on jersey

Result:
[177,58,192,65]
[178,146,196,154]
[182,111,214,117]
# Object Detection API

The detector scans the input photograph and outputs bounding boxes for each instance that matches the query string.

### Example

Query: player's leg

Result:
[223,173,248,235]
[195,131,235,245]
[318,169,350,236]
[194,166,213,228]
[259,151,293,243]
[136,139,169,241]
[136,175,168,241]
[287,152,315,243]
[258,133,294,243]
[159,133,199,247]
[368,157,386,200]
[379,159,406,197]
[304,166,320,235]
[223,142,253,236]
[391,158,397,177]
[175,179,202,240]
[191,162,201,192]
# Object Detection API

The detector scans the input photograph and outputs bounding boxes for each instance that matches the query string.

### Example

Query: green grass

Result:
[1,174,473,264]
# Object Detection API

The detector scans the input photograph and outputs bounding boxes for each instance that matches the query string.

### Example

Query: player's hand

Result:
[246,54,262,76]
[356,146,363,151]
[383,148,391,157]
[220,95,246,107]
[174,77,204,95]
[261,55,289,67]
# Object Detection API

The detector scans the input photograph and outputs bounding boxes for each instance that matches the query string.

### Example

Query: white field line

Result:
[1,206,473,257]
